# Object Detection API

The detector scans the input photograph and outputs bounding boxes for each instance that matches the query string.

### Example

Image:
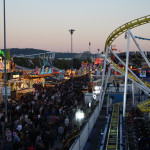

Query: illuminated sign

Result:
[93,86,101,94]
[140,70,146,77]
[13,75,19,78]
[0,50,5,57]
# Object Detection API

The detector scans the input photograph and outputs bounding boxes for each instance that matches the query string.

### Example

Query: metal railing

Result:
[69,104,100,150]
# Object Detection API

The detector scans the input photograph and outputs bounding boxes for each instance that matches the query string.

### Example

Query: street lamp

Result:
[97,49,100,57]
[89,42,91,52]
[75,109,84,130]
[69,29,75,67]
[69,29,75,86]
[3,0,8,122]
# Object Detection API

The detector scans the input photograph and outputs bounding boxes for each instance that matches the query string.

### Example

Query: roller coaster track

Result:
[138,99,150,108]
[108,58,150,88]
[138,99,150,112]
[105,104,119,150]
[99,15,150,150]
[105,15,150,50]
[103,15,150,97]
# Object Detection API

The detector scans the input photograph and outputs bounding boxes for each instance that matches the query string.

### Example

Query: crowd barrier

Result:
[69,104,100,150]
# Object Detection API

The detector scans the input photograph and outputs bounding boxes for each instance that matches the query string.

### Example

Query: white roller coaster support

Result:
[100,46,109,110]
[109,48,150,93]
[123,29,130,118]
[130,32,150,68]
[107,94,109,114]
[132,82,135,106]
[101,66,111,107]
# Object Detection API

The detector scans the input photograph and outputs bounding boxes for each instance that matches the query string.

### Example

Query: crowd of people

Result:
[0,74,90,150]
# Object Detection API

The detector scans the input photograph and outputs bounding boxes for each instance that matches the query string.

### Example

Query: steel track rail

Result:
[105,104,119,150]
[104,15,150,97]
[105,15,150,51]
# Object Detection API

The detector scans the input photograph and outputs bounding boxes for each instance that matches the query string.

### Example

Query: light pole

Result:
[3,0,8,122]
[89,42,91,52]
[97,49,100,57]
[69,29,75,84]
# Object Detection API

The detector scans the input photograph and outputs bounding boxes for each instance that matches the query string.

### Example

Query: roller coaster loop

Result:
[105,15,150,51]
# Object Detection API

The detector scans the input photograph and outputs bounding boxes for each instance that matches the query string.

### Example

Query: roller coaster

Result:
[100,15,150,117]
[99,15,150,150]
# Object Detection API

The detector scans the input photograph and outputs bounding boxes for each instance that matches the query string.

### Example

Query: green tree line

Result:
[13,57,82,70]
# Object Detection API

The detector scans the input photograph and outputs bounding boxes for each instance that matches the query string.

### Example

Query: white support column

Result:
[132,82,135,106]
[101,66,111,106]
[130,32,150,68]
[123,28,130,118]
[99,46,109,109]
[107,94,109,114]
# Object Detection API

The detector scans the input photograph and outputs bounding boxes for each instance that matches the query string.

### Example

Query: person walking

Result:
[35,133,42,150]
[64,116,69,127]
[58,125,64,141]
[116,82,119,92]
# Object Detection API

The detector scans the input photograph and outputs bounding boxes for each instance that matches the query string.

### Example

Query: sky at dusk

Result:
[0,0,150,53]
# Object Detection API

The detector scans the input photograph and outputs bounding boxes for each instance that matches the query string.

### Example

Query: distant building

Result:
[75,51,91,60]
